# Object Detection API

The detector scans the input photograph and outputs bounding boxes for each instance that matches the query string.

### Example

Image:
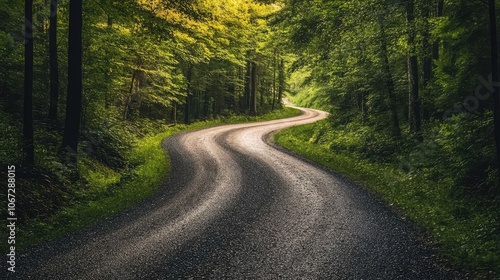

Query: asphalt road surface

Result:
[14,107,455,279]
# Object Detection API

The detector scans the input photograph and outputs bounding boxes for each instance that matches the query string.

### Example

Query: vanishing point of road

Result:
[16,107,455,279]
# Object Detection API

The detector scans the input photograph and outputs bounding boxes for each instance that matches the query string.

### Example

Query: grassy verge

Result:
[274,120,500,279]
[18,107,300,250]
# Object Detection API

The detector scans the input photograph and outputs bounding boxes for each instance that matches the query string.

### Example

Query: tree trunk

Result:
[432,0,444,61]
[48,0,59,122]
[123,70,136,120]
[421,1,432,121]
[406,0,422,142]
[250,61,257,115]
[171,102,177,124]
[379,16,401,141]
[243,59,251,112]
[23,0,34,166]
[278,57,285,108]
[61,0,83,164]
[184,63,193,124]
[488,0,500,186]
[271,50,277,111]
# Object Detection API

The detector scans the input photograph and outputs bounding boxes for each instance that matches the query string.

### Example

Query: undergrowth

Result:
[4,107,300,251]
[274,120,500,279]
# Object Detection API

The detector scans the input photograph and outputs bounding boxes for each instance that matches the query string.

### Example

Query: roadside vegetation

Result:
[273,0,500,278]
[0,0,294,251]
[275,121,499,278]
[4,107,299,251]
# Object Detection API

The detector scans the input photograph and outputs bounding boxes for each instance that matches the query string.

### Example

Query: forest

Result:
[1,0,500,278]
[1,0,288,231]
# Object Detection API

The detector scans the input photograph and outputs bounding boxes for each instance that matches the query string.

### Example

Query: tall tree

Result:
[23,0,34,165]
[250,61,257,115]
[277,56,285,108]
[488,0,500,185]
[48,0,59,122]
[61,0,83,163]
[406,0,422,142]
[378,14,401,140]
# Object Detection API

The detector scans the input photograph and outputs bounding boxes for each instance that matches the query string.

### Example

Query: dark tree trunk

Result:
[48,0,59,122]
[61,0,83,163]
[23,0,34,166]
[488,0,500,186]
[271,50,277,111]
[432,0,444,61]
[123,70,136,120]
[421,1,432,121]
[171,102,177,124]
[243,59,251,112]
[250,61,257,115]
[379,16,401,141]
[278,57,285,108]
[406,0,422,142]
[184,63,193,124]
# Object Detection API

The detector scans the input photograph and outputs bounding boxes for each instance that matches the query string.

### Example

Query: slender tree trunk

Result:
[379,16,401,141]
[278,57,285,108]
[244,59,251,112]
[432,0,444,61]
[61,0,83,163]
[23,0,34,165]
[406,0,422,142]
[123,70,136,120]
[488,0,500,186]
[171,102,177,124]
[271,50,277,111]
[184,63,193,124]
[48,0,59,122]
[421,1,432,121]
[250,61,257,115]
[104,15,112,109]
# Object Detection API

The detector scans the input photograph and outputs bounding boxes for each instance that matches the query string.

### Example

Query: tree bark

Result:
[171,102,177,124]
[488,0,500,186]
[432,0,444,61]
[184,63,193,124]
[123,70,136,120]
[379,16,401,141]
[243,59,251,112]
[23,0,34,166]
[48,0,59,122]
[272,50,277,111]
[250,61,257,115]
[406,0,422,142]
[421,1,432,121]
[61,0,83,164]
[278,57,285,108]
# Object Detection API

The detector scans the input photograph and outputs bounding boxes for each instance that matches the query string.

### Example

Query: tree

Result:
[23,0,34,166]
[406,0,421,142]
[48,0,59,122]
[61,0,83,163]
[488,0,500,186]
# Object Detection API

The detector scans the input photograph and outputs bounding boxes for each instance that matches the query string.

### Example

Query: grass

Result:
[274,120,500,279]
[17,107,300,250]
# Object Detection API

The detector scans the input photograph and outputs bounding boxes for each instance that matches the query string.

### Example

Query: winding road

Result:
[15,107,454,279]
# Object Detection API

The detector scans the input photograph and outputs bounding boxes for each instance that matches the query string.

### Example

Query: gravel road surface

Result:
[13,107,455,279]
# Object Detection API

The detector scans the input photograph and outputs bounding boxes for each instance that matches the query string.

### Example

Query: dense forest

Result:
[1,0,288,223]
[273,0,500,276]
[282,0,500,192]
[1,0,500,277]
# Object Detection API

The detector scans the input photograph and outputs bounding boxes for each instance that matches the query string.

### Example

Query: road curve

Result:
[14,107,454,279]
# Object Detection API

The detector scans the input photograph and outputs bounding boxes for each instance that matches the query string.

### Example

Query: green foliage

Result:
[275,122,500,279]
[8,107,299,251]
[0,0,297,254]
